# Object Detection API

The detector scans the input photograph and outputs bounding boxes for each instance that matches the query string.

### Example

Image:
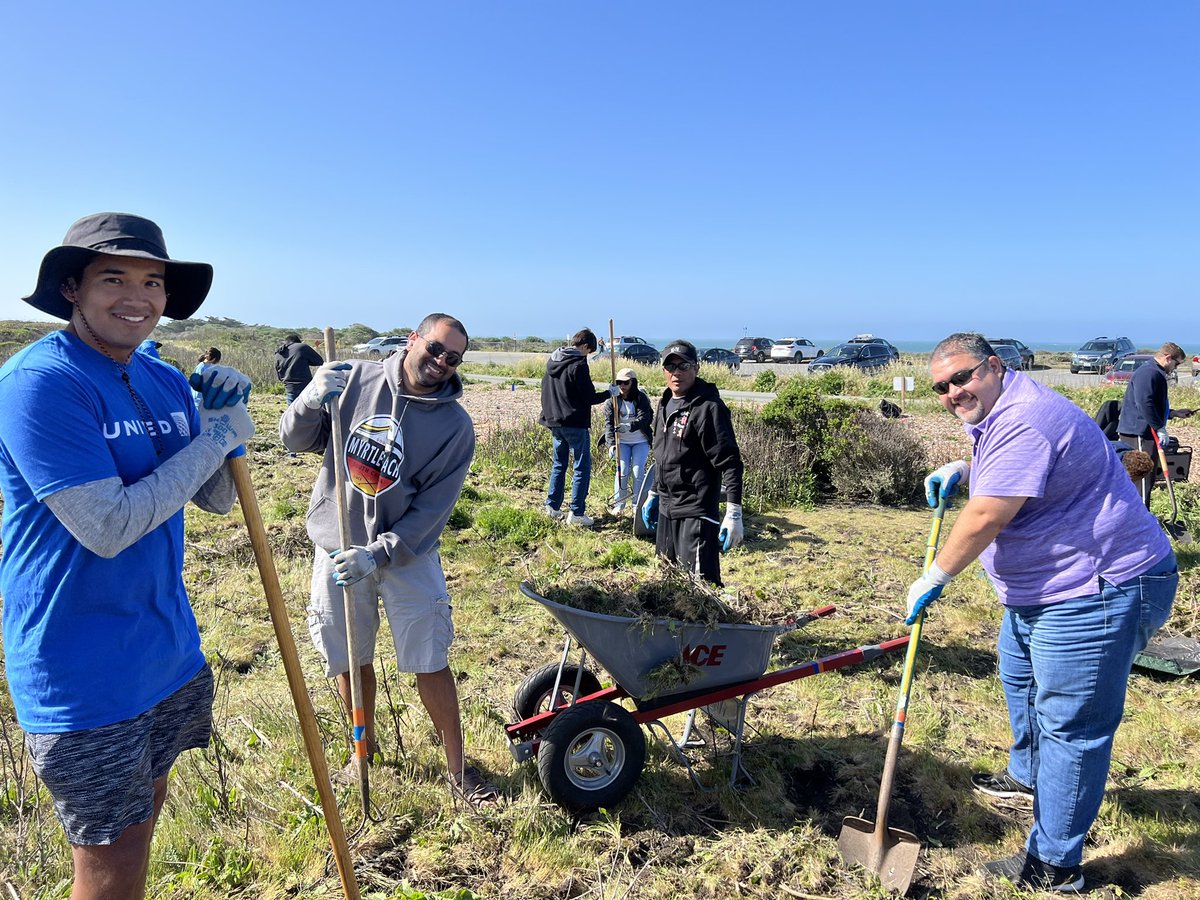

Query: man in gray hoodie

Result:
[280,312,497,804]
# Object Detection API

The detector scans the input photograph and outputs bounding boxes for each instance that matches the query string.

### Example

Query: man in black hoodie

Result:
[276,333,325,404]
[539,328,617,527]
[640,339,744,584]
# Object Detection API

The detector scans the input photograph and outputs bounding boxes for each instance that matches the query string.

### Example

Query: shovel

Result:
[838,494,948,894]
[1151,430,1193,544]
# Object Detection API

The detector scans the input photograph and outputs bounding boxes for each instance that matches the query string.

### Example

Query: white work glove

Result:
[905,561,953,625]
[301,362,352,410]
[198,401,255,455]
[924,460,970,508]
[719,503,744,552]
[616,423,631,433]
[1156,427,1170,448]
[330,546,378,586]
[189,365,252,409]
[608,383,620,397]
[608,445,616,461]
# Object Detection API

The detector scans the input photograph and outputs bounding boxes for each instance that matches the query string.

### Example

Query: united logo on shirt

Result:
[344,415,404,497]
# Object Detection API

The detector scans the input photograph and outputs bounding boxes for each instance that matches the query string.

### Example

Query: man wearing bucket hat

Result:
[640,339,744,584]
[0,213,255,898]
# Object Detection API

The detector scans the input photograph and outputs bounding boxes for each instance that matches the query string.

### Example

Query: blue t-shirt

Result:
[0,331,206,732]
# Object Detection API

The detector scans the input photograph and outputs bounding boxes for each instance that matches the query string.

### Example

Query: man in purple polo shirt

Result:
[906,333,1177,893]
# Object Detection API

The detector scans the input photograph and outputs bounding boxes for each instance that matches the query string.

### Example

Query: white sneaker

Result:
[566,512,594,527]
[543,506,564,520]
[609,505,626,516]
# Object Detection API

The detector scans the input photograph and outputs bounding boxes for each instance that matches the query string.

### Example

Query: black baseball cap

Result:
[661,339,698,365]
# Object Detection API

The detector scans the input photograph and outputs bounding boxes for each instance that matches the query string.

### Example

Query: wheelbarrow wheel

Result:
[537,700,645,813]
[513,662,604,721]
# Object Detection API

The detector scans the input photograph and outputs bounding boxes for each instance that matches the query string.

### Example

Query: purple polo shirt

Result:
[965,370,1170,606]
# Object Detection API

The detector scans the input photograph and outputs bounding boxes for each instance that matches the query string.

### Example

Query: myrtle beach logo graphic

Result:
[345,415,404,498]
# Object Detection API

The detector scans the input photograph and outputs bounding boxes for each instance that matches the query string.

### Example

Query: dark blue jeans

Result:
[546,427,591,516]
[998,553,1177,865]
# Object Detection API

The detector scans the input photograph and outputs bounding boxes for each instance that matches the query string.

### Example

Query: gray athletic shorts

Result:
[307,549,454,677]
[25,664,214,846]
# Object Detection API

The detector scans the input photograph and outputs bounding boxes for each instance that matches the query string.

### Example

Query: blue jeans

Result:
[546,427,591,516]
[998,553,1177,866]
[612,440,650,509]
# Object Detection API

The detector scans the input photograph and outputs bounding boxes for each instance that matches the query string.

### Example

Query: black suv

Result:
[1071,336,1134,374]
[734,336,775,363]
[985,338,1034,370]
[845,334,900,363]
[809,342,894,373]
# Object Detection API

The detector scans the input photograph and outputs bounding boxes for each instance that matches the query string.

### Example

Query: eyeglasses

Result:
[932,359,988,395]
[663,361,696,374]
[417,334,463,367]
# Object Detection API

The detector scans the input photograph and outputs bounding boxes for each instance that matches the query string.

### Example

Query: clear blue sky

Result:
[2,2,1196,346]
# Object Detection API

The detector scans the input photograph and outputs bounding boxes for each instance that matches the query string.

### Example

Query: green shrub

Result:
[598,540,651,569]
[807,370,846,395]
[731,409,818,508]
[829,410,927,505]
[752,369,777,392]
[473,421,552,488]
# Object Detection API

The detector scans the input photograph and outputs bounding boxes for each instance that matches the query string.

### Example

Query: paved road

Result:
[462,351,1200,390]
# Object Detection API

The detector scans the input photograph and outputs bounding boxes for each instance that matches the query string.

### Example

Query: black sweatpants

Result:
[656,514,722,585]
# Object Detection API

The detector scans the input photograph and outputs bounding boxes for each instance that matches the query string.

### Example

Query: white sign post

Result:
[893,376,915,411]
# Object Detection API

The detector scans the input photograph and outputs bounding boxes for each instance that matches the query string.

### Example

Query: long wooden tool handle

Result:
[229,456,361,900]
[323,327,371,812]
[872,496,946,841]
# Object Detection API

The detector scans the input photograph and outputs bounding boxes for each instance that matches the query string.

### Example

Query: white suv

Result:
[769,338,824,363]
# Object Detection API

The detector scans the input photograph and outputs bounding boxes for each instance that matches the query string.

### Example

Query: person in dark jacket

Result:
[640,339,744,584]
[275,333,325,404]
[1116,342,1192,507]
[539,328,617,527]
[603,366,654,514]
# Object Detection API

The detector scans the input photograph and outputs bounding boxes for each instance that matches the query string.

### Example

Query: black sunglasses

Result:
[418,334,463,367]
[932,359,988,395]
[663,361,696,374]
[615,379,631,385]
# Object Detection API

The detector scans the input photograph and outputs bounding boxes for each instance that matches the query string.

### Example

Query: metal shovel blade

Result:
[1163,519,1194,544]
[838,816,921,894]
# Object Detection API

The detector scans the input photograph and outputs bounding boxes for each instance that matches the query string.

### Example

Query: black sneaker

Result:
[981,851,1084,893]
[972,769,1034,800]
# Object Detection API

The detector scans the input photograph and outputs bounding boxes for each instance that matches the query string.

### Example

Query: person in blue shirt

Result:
[0,213,254,899]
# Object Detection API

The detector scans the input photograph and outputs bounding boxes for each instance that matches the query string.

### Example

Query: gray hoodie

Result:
[279,351,474,568]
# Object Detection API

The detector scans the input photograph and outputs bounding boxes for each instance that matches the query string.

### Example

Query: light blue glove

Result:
[904,561,953,625]
[608,445,616,461]
[198,402,255,455]
[189,365,252,409]
[641,491,659,532]
[301,362,353,410]
[608,384,620,397]
[924,460,969,508]
[616,423,631,433]
[330,546,378,586]
[719,503,743,552]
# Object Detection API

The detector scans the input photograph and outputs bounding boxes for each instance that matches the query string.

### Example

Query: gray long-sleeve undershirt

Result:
[43,436,235,559]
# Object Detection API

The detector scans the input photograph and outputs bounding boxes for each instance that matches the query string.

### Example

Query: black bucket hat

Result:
[23,213,213,321]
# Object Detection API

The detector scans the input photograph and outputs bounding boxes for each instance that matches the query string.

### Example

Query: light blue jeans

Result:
[546,426,591,516]
[998,553,1177,866]
[612,440,650,509]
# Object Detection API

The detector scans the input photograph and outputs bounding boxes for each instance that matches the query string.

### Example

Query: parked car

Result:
[699,348,741,370]
[769,337,824,364]
[363,335,407,357]
[352,335,396,353]
[595,335,651,360]
[991,343,1025,371]
[1104,353,1178,386]
[986,337,1034,370]
[618,343,661,366]
[1070,336,1134,374]
[808,342,893,373]
[733,336,775,363]
[845,334,900,363]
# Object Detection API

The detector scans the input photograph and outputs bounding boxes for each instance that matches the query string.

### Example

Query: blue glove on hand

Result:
[301,362,353,410]
[189,365,252,409]
[608,383,620,397]
[719,503,743,552]
[905,561,953,625]
[924,460,969,508]
[330,546,378,586]
[199,402,255,455]
[641,492,659,532]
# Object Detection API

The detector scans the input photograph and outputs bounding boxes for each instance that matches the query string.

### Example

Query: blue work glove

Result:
[719,503,743,552]
[301,362,353,410]
[608,383,620,397]
[189,365,252,409]
[904,561,953,625]
[330,546,378,586]
[641,491,659,532]
[924,460,969,508]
